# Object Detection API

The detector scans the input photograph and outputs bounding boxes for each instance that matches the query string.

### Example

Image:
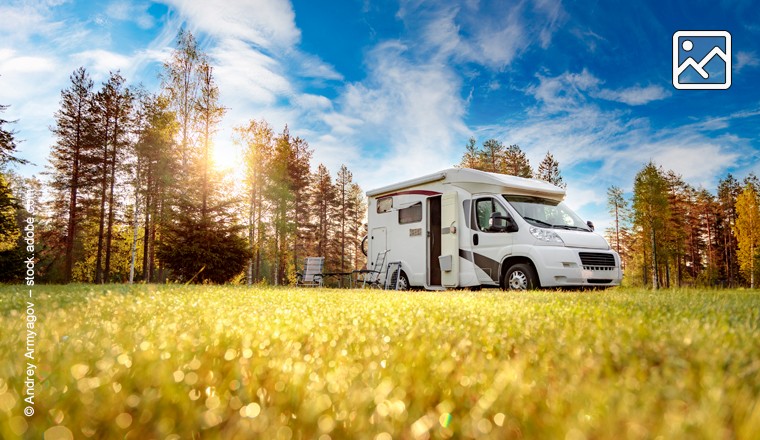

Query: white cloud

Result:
[479,68,755,226]
[735,51,760,73]
[398,0,564,69]
[210,38,292,106]
[527,69,669,109]
[310,41,469,191]
[72,49,133,76]
[160,0,300,48]
[0,2,64,44]
[595,84,670,106]
[106,0,156,29]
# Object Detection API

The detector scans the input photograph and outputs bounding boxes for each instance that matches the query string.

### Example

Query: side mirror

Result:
[489,212,518,233]
[586,220,595,231]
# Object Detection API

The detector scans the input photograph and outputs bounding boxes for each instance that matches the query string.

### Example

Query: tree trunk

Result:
[65,144,80,283]
[104,125,118,282]
[95,125,109,284]
[142,171,152,282]
[651,226,659,289]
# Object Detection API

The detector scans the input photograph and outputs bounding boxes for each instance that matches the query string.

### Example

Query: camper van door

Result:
[470,195,515,285]
[440,192,459,287]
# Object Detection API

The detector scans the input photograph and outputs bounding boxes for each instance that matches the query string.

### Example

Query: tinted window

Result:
[399,202,422,224]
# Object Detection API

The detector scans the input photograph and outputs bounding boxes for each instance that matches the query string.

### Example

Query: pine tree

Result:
[480,139,505,172]
[266,127,296,284]
[504,144,533,178]
[48,67,97,282]
[459,137,482,169]
[0,173,18,252]
[334,165,355,272]
[347,181,367,271]
[0,103,26,166]
[734,184,760,288]
[632,162,670,289]
[312,164,336,267]
[159,53,248,283]
[0,101,21,253]
[605,186,627,258]
[234,119,274,284]
[134,94,177,282]
[92,71,133,283]
[536,151,566,188]
[289,135,313,273]
[717,174,741,285]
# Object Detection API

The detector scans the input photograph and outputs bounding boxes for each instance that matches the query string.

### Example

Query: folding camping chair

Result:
[296,257,325,287]
[353,249,390,288]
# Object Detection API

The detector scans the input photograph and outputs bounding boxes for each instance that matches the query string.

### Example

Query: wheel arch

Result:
[500,256,541,289]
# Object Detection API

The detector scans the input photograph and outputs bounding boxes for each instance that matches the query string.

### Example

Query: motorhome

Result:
[365,168,622,290]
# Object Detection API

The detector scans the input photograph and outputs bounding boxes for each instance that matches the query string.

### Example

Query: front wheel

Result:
[503,263,539,291]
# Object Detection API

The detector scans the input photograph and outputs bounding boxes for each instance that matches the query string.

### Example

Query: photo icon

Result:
[672,30,731,90]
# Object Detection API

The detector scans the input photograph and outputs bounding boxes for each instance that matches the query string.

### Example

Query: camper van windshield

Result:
[504,195,591,231]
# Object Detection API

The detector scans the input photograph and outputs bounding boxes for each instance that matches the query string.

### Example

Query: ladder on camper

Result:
[385,261,402,290]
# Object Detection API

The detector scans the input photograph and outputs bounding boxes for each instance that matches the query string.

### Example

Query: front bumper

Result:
[529,246,622,287]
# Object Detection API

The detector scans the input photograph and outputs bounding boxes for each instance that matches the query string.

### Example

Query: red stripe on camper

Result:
[383,190,442,197]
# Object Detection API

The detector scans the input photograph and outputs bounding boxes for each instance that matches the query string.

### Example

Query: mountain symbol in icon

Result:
[677,46,729,79]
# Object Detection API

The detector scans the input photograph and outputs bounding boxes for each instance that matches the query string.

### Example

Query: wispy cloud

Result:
[595,84,671,106]
[162,0,300,49]
[397,0,565,68]
[106,0,156,29]
[313,41,469,189]
[735,50,760,73]
[482,69,751,216]
[527,69,670,110]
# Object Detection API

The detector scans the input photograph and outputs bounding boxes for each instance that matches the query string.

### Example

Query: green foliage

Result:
[0,174,18,252]
[632,162,671,288]
[0,286,759,439]
[457,138,534,177]
[536,151,565,188]
[734,184,760,287]
[157,214,249,284]
[0,103,26,167]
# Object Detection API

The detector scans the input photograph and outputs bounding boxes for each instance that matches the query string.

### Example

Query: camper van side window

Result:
[399,202,422,224]
[377,197,393,213]
[475,198,509,232]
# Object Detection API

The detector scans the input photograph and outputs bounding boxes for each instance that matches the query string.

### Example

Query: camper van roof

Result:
[367,168,566,199]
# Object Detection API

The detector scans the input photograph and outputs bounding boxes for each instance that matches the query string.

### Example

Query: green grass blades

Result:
[1,285,759,439]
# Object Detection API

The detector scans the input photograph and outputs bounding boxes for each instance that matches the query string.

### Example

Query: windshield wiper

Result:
[522,216,552,227]
[552,225,590,231]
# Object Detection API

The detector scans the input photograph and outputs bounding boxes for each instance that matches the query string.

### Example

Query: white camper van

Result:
[365,168,622,290]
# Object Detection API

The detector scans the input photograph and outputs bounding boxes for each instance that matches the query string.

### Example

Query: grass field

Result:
[0,285,759,439]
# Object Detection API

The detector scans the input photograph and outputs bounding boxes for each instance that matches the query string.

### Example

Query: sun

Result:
[211,142,242,174]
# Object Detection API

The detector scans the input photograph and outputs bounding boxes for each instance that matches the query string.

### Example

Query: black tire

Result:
[503,263,539,291]
[396,271,410,291]
[361,236,368,256]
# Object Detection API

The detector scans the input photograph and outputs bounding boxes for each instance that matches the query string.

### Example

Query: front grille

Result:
[579,252,616,270]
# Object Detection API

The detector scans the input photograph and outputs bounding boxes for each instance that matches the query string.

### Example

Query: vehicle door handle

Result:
[473,233,479,246]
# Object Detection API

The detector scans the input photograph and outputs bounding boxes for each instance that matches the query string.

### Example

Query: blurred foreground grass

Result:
[0,285,759,439]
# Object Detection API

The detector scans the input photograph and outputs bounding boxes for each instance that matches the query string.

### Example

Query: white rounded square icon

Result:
[672,30,731,90]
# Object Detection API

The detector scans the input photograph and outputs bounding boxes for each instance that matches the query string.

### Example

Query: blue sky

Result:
[1,0,759,230]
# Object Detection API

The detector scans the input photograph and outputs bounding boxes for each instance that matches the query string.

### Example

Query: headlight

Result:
[529,226,564,244]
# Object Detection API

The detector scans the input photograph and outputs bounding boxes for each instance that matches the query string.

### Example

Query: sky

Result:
[1,0,759,231]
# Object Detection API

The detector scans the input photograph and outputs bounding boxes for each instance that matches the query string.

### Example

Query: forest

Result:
[0,31,365,285]
[1,30,759,288]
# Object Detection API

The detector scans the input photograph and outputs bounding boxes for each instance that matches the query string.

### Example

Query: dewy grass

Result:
[0,285,759,439]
